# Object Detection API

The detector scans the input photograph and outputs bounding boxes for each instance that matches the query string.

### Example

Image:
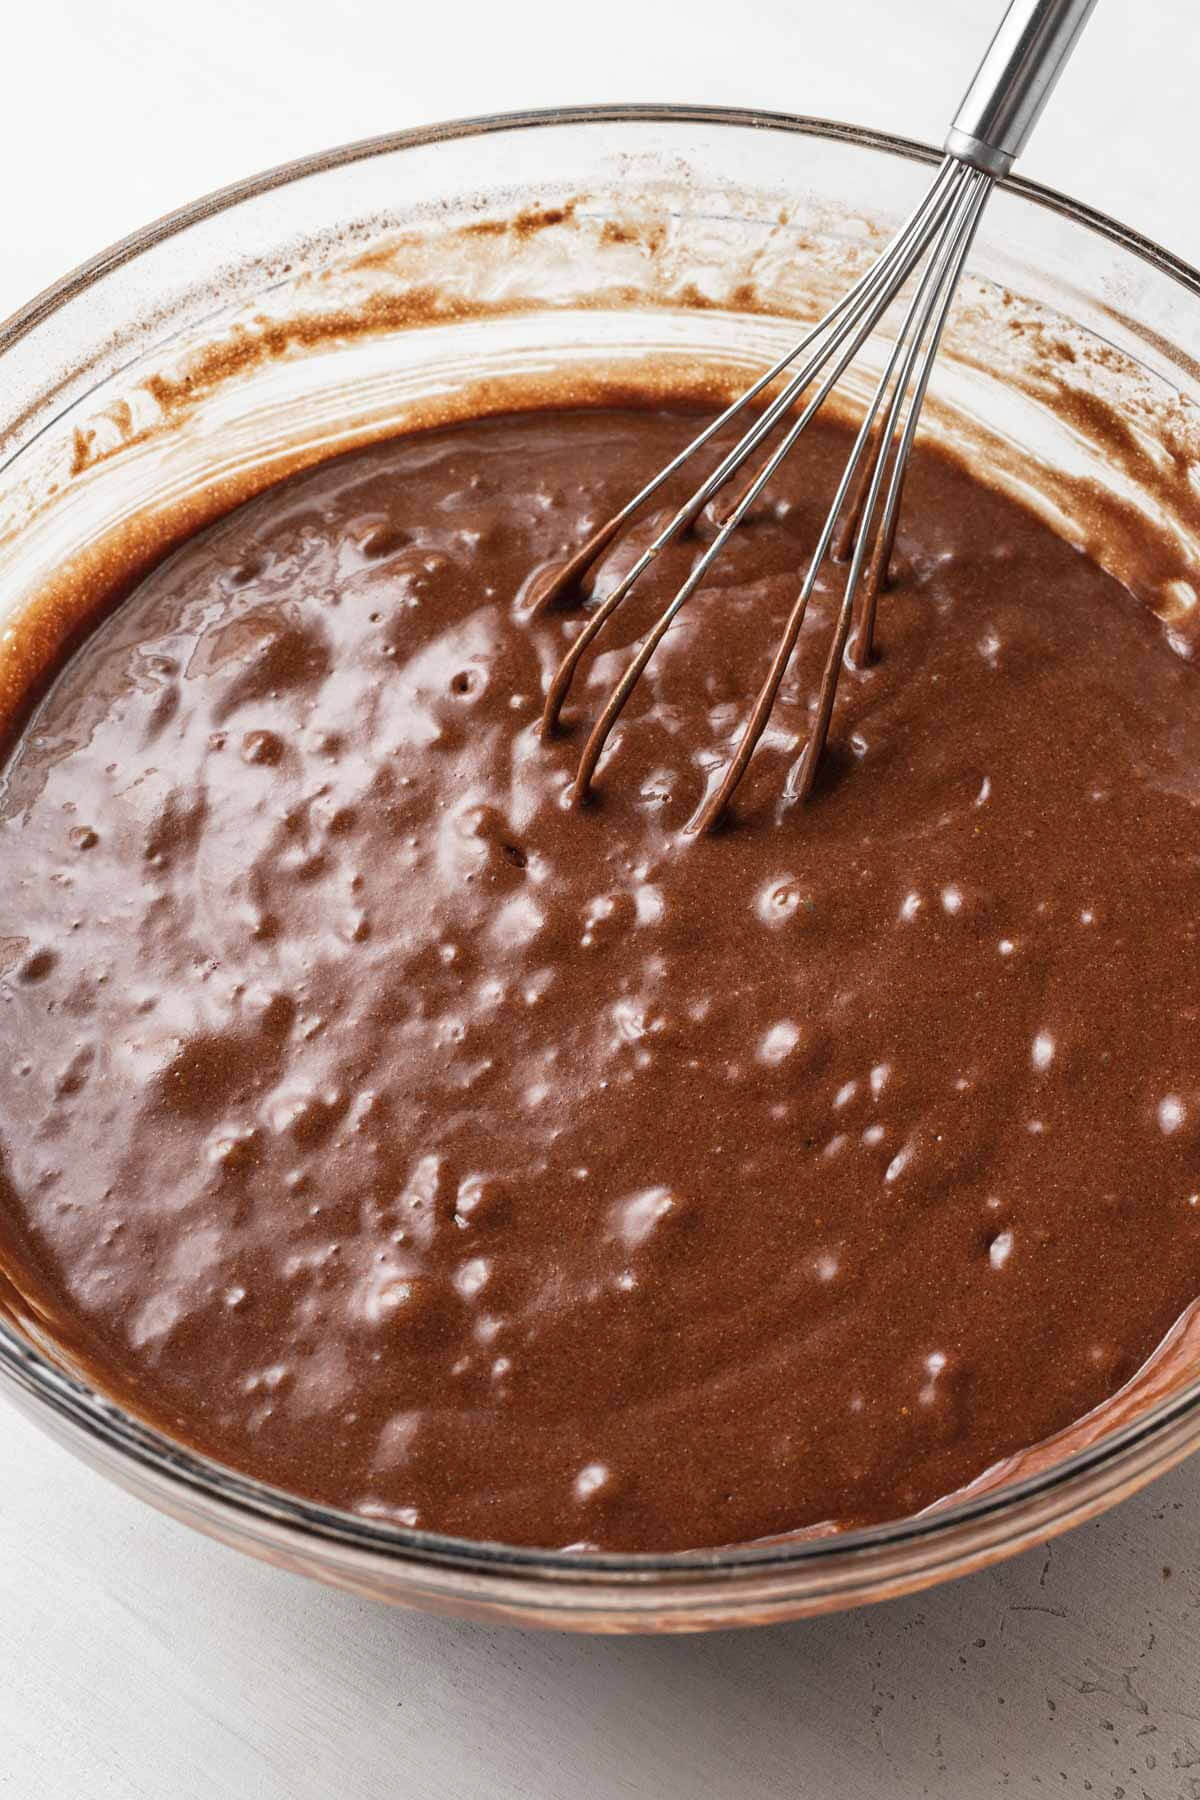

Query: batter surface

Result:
[3,406,1200,1551]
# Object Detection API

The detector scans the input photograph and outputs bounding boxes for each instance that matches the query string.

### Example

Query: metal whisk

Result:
[537,0,1099,829]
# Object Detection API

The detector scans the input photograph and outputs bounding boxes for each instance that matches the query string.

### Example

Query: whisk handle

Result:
[945,0,1099,177]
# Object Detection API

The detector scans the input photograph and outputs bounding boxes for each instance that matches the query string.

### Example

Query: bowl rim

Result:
[4,102,1200,1586]
[6,103,1200,358]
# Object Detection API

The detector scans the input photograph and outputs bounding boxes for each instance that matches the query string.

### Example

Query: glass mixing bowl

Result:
[3,108,1200,1632]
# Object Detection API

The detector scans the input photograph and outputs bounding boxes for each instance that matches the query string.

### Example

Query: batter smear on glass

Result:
[2,405,1200,1552]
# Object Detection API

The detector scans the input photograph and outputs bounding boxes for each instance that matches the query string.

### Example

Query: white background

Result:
[4,2,1200,1795]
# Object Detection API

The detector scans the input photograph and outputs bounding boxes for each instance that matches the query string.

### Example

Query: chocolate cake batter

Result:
[2,405,1200,1552]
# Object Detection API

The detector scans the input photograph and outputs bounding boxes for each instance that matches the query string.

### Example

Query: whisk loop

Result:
[533,0,1097,827]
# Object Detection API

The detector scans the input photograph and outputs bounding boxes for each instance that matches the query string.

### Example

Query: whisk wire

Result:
[538,160,961,737]
[569,166,974,805]
[686,167,993,832]
[783,168,993,808]
[848,173,994,673]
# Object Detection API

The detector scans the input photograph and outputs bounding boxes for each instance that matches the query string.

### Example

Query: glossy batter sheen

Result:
[3,406,1200,1552]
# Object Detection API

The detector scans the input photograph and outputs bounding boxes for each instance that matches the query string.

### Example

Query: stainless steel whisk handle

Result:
[945,0,1099,177]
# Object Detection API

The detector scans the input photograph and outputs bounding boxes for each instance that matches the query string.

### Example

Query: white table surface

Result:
[4,2,1200,1794]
